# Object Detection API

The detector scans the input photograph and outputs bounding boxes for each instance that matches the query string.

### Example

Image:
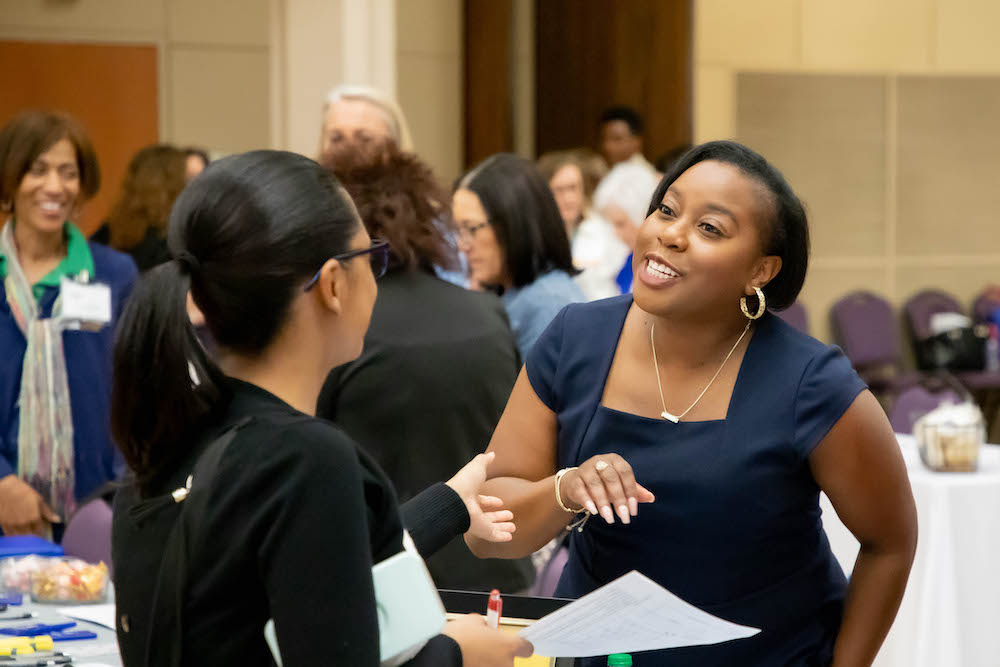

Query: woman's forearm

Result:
[466,475,577,559]
[831,544,915,666]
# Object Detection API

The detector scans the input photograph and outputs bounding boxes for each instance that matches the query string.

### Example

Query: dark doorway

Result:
[535,0,693,163]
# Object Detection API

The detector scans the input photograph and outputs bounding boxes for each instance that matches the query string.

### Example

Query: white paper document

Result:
[519,571,760,658]
[56,603,117,630]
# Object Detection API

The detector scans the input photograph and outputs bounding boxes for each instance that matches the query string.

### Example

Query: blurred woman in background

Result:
[592,161,661,294]
[454,153,584,358]
[538,149,626,300]
[0,110,137,537]
[319,143,534,593]
[102,144,187,271]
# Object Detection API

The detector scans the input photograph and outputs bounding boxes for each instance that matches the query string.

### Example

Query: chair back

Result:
[773,301,809,335]
[830,291,900,367]
[531,544,569,598]
[888,378,964,434]
[904,289,964,341]
[972,286,1000,324]
[61,499,113,573]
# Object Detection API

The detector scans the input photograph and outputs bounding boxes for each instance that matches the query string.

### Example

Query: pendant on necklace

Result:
[660,411,680,423]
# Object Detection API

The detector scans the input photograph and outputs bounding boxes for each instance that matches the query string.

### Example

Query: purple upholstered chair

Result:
[61,499,113,574]
[773,301,809,335]
[903,289,964,341]
[531,544,569,598]
[888,383,962,434]
[831,291,921,397]
[831,292,899,367]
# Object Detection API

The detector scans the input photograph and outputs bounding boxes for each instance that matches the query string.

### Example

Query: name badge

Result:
[59,274,112,329]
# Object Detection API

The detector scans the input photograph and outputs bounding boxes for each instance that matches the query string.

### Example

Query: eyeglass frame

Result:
[456,220,491,243]
[302,239,390,292]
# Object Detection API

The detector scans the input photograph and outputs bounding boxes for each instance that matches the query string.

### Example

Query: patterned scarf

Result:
[0,221,76,523]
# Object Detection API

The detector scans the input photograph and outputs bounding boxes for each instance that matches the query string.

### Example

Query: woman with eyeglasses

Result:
[110,151,532,666]
[454,154,585,359]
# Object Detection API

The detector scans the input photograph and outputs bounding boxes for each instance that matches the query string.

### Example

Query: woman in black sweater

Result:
[110,151,532,666]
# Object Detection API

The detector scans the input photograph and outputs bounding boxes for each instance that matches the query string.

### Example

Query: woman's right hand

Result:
[559,453,655,525]
[442,614,533,667]
[0,475,60,536]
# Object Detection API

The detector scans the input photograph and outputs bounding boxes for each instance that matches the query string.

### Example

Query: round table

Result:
[821,434,1000,667]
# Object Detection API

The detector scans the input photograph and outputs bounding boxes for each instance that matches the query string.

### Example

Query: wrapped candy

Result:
[29,558,108,603]
[1,555,49,593]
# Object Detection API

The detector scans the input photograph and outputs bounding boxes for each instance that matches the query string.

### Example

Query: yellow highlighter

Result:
[0,634,55,655]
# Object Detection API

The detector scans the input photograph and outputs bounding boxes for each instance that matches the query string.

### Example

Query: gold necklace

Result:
[650,320,751,423]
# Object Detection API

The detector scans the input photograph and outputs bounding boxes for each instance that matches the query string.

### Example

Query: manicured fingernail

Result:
[586,501,598,515]
[600,506,614,524]
[617,505,630,524]
[628,498,638,516]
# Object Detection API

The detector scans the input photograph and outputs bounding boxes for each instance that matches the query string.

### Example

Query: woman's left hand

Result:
[447,452,517,543]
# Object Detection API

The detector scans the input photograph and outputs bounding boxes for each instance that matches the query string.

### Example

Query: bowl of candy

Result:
[914,401,985,472]
[1,555,52,594]
[29,558,108,604]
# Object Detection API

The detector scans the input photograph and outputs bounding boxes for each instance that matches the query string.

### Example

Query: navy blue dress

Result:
[526,296,867,666]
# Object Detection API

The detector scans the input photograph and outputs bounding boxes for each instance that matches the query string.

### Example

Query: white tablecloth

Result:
[821,435,1000,667]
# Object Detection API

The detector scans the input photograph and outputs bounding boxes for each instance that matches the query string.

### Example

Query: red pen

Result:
[487,589,502,628]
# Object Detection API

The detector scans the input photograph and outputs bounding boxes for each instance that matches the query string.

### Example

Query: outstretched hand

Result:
[447,452,517,543]
[559,453,656,525]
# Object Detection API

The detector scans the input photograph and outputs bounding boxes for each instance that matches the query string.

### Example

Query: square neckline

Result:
[595,296,762,425]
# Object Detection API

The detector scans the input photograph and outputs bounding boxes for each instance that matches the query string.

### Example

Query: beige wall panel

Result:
[168,0,270,47]
[397,53,462,182]
[695,0,799,67]
[801,0,933,70]
[0,0,163,38]
[694,65,735,142]
[396,0,461,56]
[896,265,1000,313]
[936,0,1000,71]
[169,48,271,154]
[283,0,343,157]
[896,77,1000,256]
[798,266,889,344]
[736,74,886,258]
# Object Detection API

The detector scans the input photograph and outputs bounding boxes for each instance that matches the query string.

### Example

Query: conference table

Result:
[0,595,120,666]
[821,434,1000,667]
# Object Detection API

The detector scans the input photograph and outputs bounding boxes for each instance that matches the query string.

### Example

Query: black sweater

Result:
[318,269,534,592]
[112,380,466,666]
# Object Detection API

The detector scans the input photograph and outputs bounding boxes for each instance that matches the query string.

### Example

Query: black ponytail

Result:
[112,261,226,486]
[112,150,358,489]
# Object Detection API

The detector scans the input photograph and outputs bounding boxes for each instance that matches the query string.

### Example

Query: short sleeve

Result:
[793,346,868,459]
[524,304,570,411]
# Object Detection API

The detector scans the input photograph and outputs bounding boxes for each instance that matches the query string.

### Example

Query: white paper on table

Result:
[57,603,116,630]
[519,571,760,658]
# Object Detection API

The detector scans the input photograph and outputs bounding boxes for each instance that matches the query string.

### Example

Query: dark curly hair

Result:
[322,144,459,273]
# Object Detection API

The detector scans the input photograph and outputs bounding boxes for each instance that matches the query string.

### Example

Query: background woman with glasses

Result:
[318,142,535,594]
[110,150,531,666]
[453,153,585,359]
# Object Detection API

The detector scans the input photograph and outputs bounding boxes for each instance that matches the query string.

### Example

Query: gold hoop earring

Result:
[740,286,766,320]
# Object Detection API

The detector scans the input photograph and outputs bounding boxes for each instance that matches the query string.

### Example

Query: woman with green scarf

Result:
[0,111,137,537]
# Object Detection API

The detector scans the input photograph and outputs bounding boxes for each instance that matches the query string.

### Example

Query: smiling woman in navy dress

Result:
[468,141,918,666]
